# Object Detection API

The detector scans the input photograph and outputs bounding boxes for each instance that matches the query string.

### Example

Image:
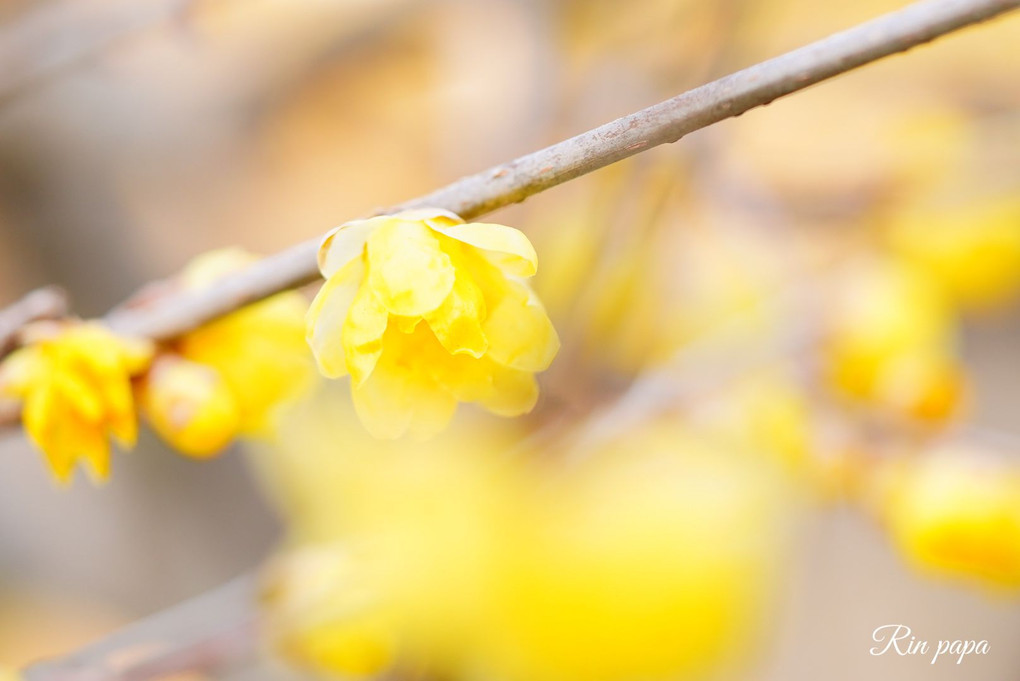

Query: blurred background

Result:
[0,0,1018,680]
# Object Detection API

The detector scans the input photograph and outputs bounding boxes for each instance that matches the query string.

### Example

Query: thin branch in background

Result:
[103,0,1020,342]
[22,574,260,681]
[0,0,194,108]
[0,285,68,357]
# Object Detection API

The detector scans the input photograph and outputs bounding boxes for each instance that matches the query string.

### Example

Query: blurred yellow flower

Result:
[0,322,152,483]
[175,249,313,436]
[689,369,814,479]
[888,197,1020,311]
[138,355,240,458]
[0,668,21,681]
[263,422,787,681]
[881,454,1020,589]
[477,433,787,681]
[306,209,559,438]
[263,545,396,678]
[826,257,965,422]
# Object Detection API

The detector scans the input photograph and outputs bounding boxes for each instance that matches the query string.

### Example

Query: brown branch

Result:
[22,574,259,681]
[0,285,69,357]
[103,0,1020,341]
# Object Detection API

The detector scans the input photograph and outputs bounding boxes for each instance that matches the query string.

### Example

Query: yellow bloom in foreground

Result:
[307,209,559,438]
[882,454,1020,589]
[263,545,396,678]
[0,323,152,483]
[279,434,784,681]
[138,355,240,458]
[175,249,313,436]
[1,668,22,681]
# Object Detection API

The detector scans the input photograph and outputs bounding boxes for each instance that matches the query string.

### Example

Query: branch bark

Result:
[102,0,1020,342]
[0,286,69,357]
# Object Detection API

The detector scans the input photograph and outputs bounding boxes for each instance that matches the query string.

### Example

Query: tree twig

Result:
[22,574,260,681]
[103,0,1020,341]
[0,285,69,357]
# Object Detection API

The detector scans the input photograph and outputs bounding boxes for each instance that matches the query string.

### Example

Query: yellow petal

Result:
[52,370,105,424]
[367,219,454,317]
[479,363,540,416]
[424,271,488,358]
[318,219,379,279]
[22,383,68,480]
[343,279,390,387]
[426,220,538,277]
[140,356,241,458]
[393,315,422,333]
[0,347,42,396]
[307,259,364,379]
[351,354,456,440]
[76,416,113,483]
[483,281,560,372]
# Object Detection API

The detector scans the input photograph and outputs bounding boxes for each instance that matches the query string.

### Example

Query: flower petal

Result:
[343,279,390,387]
[483,280,560,372]
[350,356,456,440]
[426,221,538,277]
[424,271,488,358]
[318,219,379,279]
[367,219,455,317]
[307,258,364,379]
[478,363,539,416]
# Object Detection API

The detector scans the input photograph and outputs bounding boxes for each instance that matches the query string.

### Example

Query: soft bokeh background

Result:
[0,0,1018,679]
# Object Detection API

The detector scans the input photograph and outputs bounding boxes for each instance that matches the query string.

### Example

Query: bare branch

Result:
[0,285,69,357]
[22,574,259,681]
[104,0,1020,341]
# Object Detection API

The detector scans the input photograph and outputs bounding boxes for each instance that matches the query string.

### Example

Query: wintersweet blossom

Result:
[0,322,152,483]
[172,249,313,438]
[306,209,559,438]
[138,355,240,458]
[881,454,1020,589]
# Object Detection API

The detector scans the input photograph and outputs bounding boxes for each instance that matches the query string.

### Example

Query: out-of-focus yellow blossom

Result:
[175,249,312,436]
[262,415,787,681]
[888,197,1020,311]
[688,369,814,479]
[0,323,152,483]
[138,355,240,458]
[306,208,559,438]
[825,257,966,422]
[1,668,22,681]
[475,430,787,681]
[878,454,1020,589]
[263,545,396,678]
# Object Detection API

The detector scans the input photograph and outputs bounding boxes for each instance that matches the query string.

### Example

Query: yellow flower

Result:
[888,197,1020,311]
[826,257,966,422]
[880,454,1020,589]
[175,249,312,436]
[0,322,152,483]
[138,355,240,458]
[306,209,559,438]
[263,545,396,678]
